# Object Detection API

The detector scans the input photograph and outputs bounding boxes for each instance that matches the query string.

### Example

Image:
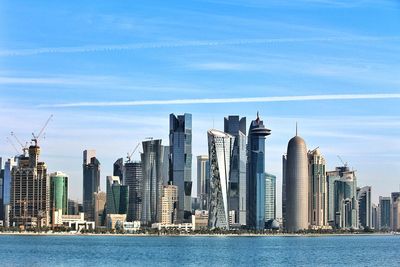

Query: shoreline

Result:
[0,232,397,237]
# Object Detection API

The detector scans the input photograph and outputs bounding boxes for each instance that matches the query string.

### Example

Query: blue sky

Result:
[1,0,400,214]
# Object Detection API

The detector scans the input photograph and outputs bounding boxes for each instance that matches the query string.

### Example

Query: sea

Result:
[0,235,399,266]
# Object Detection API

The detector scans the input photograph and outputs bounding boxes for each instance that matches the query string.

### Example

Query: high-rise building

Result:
[161,146,170,186]
[0,157,3,221]
[357,186,372,229]
[161,185,178,224]
[391,192,400,231]
[308,148,327,228]
[284,130,308,232]
[141,139,165,225]
[207,129,234,230]
[93,191,106,227]
[11,145,50,227]
[326,166,349,225]
[282,155,287,229]
[371,203,379,230]
[67,199,79,215]
[264,173,276,222]
[50,172,68,224]
[106,176,129,215]
[82,150,100,221]
[247,113,271,230]
[124,161,142,222]
[3,157,17,226]
[224,115,247,225]
[196,155,210,211]
[334,170,358,229]
[169,113,192,222]
[113,158,124,184]
[379,196,391,230]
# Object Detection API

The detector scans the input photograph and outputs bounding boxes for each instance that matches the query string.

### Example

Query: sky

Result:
[1,0,400,216]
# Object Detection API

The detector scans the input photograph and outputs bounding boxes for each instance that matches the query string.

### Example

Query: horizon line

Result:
[37,93,400,108]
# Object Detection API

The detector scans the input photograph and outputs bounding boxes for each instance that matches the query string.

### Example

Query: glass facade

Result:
[264,173,276,222]
[106,176,129,215]
[50,172,68,213]
[124,162,142,221]
[82,150,100,221]
[379,196,391,230]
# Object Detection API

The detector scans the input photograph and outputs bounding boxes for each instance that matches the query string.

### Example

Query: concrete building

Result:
[107,214,127,230]
[161,185,178,224]
[82,150,100,221]
[247,113,271,230]
[224,115,247,225]
[60,212,95,232]
[169,113,192,223]
[124,161,142,222]
[93,191,106,227]
[284,130,308,232]
[197,155,210,211]
[50,172,68,225]
[379,196,391,230]
[106,176,129,215]
[264,173,276,222]
[391,192,400,231]
[308,148,327,228]
[192,210,209,230]
[371,203,379,230]
[334,171,358,229]
[141,139,165,225]
[10,145,50,227]
[207,129,234,230]
[0,158,3,222]
[3,157,17,226]
[357,186,372,229]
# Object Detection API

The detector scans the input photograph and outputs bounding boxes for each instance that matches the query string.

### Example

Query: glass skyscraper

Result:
[82,150,100,221]
[196,155,210,211]
[106,176,129,215]
[50,172,68,224]
[224,115,247,225]
[113,158,124,184]
[247,113,271,229]
[379,196,391,230]
[326,166,348,225]
[264,173,276,222]
[124,161,142,221]
[334,171,358,229]
[169,113,192,222]
[357,186,371,229]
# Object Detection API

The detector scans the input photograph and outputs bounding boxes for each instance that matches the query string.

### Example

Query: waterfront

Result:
[0,235,399,266]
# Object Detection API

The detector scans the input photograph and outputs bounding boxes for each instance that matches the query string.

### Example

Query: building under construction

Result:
[10,144,50,228]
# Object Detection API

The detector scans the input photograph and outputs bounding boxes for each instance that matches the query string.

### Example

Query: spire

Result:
[296,122,298,136]
[256,111,260,123]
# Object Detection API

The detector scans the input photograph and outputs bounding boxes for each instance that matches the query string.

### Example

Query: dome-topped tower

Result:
[285,125,309,232]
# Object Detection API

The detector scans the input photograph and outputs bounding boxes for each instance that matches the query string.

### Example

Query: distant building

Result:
[50,172,68,225]
[169,113,192,222]
[59,212,95,232]
[0,158,3,221]
[113,158,124,184]
[107,214,127,230]
[334,170,358,229]
[3,157,17,226]
[207,129,234,230]
[247,113,271,230]
[264,173,276,222]
[192,210,208,230]
[124,162,142,222]
[308,148,327,227]
[282,155,287,229]
[357,186,372,229]
[284,129,308,232]
[371,203,379,230]
[11,145,50,227]
[224,115,247,225]
[93,191,106,227]
[67,199,79,215]
[379,196,391,230]
[196,155,210,211]
[161,185,178,224]
[106,176,129,215]
[141,139,165,225]
[391,192,400,231]
[82,150,100,221]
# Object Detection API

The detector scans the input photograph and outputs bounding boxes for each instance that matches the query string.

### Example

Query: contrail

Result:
[2,36,400,56]
[37,93,400,108]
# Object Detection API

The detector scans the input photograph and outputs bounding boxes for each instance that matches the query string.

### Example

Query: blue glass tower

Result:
[247,113,271,229]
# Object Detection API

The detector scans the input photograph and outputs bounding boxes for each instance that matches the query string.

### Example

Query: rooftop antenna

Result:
[296,122,298,136]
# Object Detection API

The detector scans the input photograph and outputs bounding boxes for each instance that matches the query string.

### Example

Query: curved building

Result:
[285,133,309,232]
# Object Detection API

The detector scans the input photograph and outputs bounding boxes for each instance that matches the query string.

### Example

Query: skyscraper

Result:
[308,148,327,228]
[334,171,358,229]
[106,176,129,215]
[3,157,17,226]
[141,139,165,225]
[379,196,391,230]
[282,155,287,229]
[196,155,210,211]
[11,145,50,227]
[169,113,192,222]
[161,185,178,224]
[357,186,372,229]
[391,192,400,231]
[0,157,3,221]
[264,173,276,222]
[93,191,106,227]
[224,115,247,225]
[113,158,124,184]
[50,172,68,224]
[371,203,379,230]
[247,113,271,230]
[207,129,234,230]
[124,161,142,221]
[284,129,308,232]
[326,166,349,225]
[82,150,100,221]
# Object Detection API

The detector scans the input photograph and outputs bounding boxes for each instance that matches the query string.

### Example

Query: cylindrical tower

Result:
[285,135,309,232]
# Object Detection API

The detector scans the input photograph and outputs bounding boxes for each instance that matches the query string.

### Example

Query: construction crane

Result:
[126,142,141,163]
[337,155,348,167]
[32,114,53,146]
[6,137,20,155]
[10,131,28,156]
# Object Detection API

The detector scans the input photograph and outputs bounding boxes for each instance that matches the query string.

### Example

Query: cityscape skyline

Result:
[1,0,400,218]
